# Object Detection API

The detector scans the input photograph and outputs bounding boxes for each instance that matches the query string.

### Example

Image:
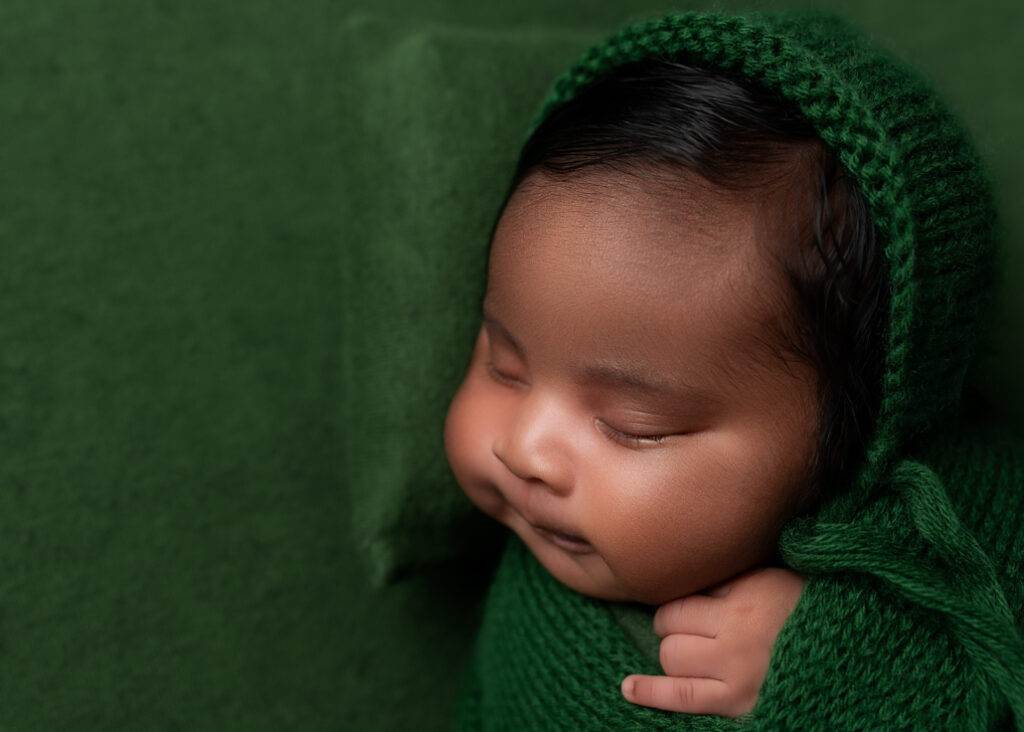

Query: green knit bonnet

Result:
[532,10,1024,724]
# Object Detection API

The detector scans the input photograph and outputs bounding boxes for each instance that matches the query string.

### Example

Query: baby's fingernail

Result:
[621,677,635,698]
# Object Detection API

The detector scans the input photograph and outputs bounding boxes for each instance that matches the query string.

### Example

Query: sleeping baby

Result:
[444,10,1024,729]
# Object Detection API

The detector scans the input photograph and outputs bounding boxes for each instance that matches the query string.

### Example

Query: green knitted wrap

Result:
[458,10,1024,731]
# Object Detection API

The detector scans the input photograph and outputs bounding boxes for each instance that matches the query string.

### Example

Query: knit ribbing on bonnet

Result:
[458,10,1024,730]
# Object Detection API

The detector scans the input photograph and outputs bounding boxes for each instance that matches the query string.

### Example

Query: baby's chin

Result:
[512,526,765,606]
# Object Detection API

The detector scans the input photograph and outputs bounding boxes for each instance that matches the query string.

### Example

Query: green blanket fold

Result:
[458,539,742,731]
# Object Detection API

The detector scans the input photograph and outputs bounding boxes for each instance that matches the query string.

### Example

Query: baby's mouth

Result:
[531,524,595,554]
[498,489,594,554]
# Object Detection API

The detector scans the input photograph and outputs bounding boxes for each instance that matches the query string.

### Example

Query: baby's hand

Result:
[621,567,804,717]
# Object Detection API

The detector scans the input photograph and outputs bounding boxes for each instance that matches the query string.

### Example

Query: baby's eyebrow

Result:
[581,362,719,407]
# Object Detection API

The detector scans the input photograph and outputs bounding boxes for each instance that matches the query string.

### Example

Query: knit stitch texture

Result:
[458,10,1024,730]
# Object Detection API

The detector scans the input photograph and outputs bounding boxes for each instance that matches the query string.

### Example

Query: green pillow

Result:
[340,15,602,583]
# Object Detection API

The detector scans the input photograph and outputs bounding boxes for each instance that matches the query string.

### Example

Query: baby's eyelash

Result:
[595,419,670,449]
[485,361,526,388]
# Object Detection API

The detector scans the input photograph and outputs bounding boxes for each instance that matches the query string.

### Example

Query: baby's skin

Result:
[622,567,804,716]
[445,169,819,716]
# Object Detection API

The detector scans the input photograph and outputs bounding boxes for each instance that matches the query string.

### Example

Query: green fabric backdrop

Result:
[1,0,1021,729]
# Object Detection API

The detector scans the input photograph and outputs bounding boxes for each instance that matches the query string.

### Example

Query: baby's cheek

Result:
[444,380,505,516]
[443,330,493,484]
[591,457,764,602]
[444,382,482,484]
[589,477,696,601]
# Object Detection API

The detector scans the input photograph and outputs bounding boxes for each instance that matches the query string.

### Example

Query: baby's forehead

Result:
[496,170,795,289]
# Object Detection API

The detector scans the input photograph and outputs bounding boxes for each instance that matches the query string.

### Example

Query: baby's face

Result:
[445,172,817,604]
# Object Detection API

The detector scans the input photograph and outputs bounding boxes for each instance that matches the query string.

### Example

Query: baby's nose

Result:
[491,399,574,496]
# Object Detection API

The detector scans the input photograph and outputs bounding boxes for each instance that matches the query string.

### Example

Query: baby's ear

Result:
[341,15,597,585]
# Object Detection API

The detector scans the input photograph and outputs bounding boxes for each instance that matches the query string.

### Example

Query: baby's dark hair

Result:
[509,60,888,502]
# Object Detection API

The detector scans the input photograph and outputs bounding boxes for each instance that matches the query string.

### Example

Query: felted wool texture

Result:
[0,2,493,730]
[0,2,352,727]
[458,10,1024,730]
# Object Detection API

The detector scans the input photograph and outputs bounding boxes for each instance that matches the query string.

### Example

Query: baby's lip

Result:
[531,524,595,554]
[498,485,594,553]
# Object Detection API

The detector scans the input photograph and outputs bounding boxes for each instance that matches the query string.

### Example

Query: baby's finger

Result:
[622,674,734,716]
[658,634,720,678]
[654,594,720,638]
